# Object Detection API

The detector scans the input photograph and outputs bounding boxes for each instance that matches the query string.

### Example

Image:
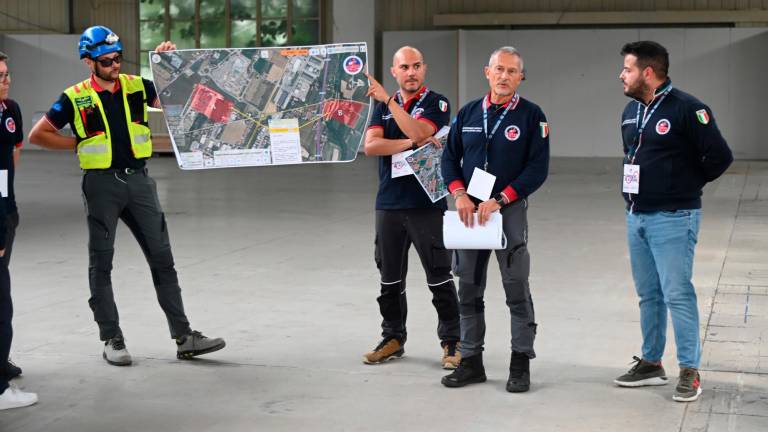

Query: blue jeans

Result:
[626,209,701,369]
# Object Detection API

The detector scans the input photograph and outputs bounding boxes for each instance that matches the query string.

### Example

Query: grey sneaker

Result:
[673,368,702,402]
[0,384,38,410]
[614,356,668,387]
[103,337,132,366]
[176,331,226,359]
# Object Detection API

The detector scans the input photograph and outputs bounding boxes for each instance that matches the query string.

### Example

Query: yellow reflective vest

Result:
[64,74,153,169]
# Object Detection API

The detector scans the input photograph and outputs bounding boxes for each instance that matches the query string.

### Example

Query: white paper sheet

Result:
[391,150,415,178]
[268,118,302,165]
[443,211,506,250]
[0,170,7,198]
[467,167,496,201]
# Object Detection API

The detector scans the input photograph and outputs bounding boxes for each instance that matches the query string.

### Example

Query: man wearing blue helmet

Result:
[29,26,226,367]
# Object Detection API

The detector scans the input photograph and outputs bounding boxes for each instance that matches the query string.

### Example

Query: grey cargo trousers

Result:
[452,199,537,359]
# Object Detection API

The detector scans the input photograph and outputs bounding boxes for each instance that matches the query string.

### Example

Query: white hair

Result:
[488,46,524,72]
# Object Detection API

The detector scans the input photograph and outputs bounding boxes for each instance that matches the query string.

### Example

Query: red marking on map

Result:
[190,83,233,123]
[322,100,365,127]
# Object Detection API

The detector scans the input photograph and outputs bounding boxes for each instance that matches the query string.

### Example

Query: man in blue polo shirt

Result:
[441,46,549,392]
[613,41,732,402]
[29,26,225,367]
[361,46,460,369]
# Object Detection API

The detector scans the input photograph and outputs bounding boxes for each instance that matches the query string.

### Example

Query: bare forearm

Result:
[389,103,434,142]
[364,137,412,156]
[29,129,76,150]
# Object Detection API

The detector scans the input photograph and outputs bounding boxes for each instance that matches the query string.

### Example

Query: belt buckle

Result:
[124,168,135,175]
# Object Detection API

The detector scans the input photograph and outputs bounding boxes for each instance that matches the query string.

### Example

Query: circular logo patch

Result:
[411,108,424,118]
[343,55,363,75]
[504,125,521,141]
[655,119,671,135]
[151,54,162,64]
[5,117,15,133]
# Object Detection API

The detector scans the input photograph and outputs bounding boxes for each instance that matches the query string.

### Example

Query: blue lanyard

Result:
[396,87,430,118]
[482,93,518,169]
[628,85,672,161]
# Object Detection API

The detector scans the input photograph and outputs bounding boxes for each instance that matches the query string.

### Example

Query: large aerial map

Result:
[406,126,450,203]
[149,43,370,169]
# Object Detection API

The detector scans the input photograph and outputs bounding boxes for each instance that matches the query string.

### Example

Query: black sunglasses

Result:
[95,54,123,67]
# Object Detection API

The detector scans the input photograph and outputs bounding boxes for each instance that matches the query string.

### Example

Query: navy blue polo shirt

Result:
[620,79,732,212]
[367,86,450,210]
[442,93,549,202]
[0,99,22,215]
[45,75,158,170]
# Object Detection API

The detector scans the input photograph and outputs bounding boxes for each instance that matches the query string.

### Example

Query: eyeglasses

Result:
[0,72,10,81]
[95,54,122,67]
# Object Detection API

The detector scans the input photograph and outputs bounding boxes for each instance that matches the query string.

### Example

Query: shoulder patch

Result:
[439,100,448,112]
[539,122,549,138]
[695,109,710,125]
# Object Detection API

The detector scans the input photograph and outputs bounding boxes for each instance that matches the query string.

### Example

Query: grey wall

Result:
[2,34,84,145]
[382,31,458,115]
[384,28,768,159]
[331,0,376,74]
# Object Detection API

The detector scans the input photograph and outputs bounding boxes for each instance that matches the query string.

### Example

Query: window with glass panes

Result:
[139,0,323,78]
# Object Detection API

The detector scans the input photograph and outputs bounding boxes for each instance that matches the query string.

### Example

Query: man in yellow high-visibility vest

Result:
[29,26,225,367]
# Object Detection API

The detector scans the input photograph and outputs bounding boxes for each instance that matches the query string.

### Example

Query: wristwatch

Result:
[494,194,506,207]
[410,141,418,151]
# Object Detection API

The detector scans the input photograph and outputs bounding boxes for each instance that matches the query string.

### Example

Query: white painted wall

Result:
[384,28,768,159]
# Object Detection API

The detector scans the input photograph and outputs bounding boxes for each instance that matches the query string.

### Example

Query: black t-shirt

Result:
[367,86,451,210]
[0,99,22,214]
[45,76,158,170]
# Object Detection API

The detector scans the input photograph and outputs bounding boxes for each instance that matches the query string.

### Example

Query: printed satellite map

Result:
[149,43,370,169]
[406,126,450,203]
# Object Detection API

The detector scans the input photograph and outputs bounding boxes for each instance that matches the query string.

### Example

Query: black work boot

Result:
[441,353,486,388]
[506,351,530,393]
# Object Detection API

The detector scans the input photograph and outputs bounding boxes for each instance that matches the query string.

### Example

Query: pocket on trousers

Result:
[431,245,452,274]
[659,210,692,218]
[87,215,110,239]
[503,243,530,281]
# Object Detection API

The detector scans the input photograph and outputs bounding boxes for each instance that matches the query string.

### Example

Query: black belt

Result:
[84,167,147,175]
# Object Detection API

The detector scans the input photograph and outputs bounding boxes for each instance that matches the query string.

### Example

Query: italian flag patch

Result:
[439,100,448,112]
[695,109,710,125]
[539,122,549,138]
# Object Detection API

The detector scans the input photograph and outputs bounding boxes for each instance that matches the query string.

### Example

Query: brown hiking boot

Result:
[442,341,461,369]
[363,338,404,364]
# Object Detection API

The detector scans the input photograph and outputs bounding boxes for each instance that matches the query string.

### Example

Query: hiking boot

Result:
[103,336,132,366]
[0,384,38,410]
[673,368,702,402]
[506,351,530,393]
[362,337,404,364]
[441,341,461,370]
[441,353,486,388]
[176,331,226,359]
[614,356,668,387]
[1,359,22,380]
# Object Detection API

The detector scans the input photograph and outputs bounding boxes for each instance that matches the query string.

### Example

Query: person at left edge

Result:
[0,50,38,410]
[362,46,461,369]
[28,26,225,366]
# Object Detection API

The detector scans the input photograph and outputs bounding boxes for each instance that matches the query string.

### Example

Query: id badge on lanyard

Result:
[624,85,671,196]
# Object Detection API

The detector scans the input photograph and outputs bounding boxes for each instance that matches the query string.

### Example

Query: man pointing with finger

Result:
[441,46,549,392]
[361,46,460,369]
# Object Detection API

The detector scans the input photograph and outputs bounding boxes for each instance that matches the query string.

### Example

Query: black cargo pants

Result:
[81,169,191,341]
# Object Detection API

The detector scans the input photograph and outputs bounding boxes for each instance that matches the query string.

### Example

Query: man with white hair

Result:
[441,46,549,392]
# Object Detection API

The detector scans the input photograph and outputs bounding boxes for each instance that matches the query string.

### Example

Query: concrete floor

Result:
[1,152,766,431]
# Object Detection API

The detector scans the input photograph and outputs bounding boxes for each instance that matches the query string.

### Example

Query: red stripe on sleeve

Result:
[448,180,466,194]
[502,186,519,203]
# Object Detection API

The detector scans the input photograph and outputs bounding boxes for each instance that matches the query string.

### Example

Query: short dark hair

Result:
[620,41,669,78]
[0,51,7,62]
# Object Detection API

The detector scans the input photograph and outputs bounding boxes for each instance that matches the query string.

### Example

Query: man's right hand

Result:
[455,194,476,228]
[0,249,5,258]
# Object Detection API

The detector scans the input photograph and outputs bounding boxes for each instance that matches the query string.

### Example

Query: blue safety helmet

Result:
[78,26,122,59]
